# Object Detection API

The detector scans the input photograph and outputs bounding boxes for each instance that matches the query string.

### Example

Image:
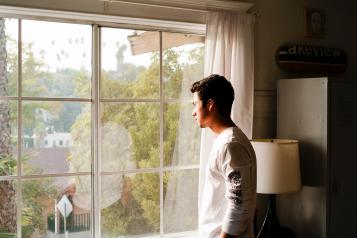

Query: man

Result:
[191,74,256,238]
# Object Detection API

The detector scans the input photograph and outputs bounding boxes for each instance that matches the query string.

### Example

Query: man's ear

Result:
[207,99,215,111]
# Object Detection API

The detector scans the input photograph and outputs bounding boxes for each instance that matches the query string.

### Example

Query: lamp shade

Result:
[251,139,301,194]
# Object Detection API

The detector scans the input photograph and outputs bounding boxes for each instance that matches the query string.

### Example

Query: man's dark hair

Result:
[190,74,234,117]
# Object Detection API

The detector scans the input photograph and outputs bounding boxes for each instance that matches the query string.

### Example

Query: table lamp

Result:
[251,139,301,238]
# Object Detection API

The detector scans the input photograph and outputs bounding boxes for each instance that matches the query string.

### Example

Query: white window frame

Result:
[0,5,206,34]
[0,6,205,238]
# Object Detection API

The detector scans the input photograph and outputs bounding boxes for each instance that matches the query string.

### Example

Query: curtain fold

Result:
[199,11,255,209]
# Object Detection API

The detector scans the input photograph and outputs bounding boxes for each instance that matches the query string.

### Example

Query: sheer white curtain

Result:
[199,11,255,206]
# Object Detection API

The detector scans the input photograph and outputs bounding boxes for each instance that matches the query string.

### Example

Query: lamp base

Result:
[257,194,295,238]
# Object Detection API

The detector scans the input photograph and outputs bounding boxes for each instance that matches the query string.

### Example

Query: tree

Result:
[0,17,16,234]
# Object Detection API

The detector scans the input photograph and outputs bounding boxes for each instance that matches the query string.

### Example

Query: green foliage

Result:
[51,102,82,132]
[0,154,16,175]
[129,103,160,168]
[163,103,180,166]
[67,105,91,169]
[50,68,89,98]
[163,49,183,99]
[131,173,160,230]
[101,178,155,237]
[0,231,15,238]
[5,35,17,96]
[0,153,58,238]
[74,68,91,98]
[21,176,58,238]
[130,62,160,98]
[19,154,58,238]
[21,42,52,96]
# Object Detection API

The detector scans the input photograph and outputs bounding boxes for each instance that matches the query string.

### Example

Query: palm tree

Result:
[0,18,16,234]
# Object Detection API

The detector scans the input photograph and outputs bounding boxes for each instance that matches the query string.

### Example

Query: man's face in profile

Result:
[192,92,209,128]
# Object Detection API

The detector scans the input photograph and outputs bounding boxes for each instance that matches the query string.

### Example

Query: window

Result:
[0,16,204,238]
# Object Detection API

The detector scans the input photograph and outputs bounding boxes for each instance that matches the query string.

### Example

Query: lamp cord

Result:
[257,195,272,238]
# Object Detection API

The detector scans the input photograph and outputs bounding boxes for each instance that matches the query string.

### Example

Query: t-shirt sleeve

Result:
[219,143,256,236]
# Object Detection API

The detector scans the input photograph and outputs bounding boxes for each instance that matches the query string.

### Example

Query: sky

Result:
[5,18,151,72]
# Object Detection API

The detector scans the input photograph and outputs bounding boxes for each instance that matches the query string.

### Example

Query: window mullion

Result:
[159,31,164,236]
[92,24,101,238]
[16,18,22,238]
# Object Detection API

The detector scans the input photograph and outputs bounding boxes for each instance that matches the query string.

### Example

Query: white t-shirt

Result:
[199,127,256,238]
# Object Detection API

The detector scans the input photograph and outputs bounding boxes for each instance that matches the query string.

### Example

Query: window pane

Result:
[164,169,198,233]
[0,100,17,176]
[1,18,18,97]
[101,28,159,99]
[22,20,92,98]
[22,101,91,175]
[101,173,160,237]
[164,103,200,167]
[22,176,91,238]
[101,102,159,170]
[162,32,204,100]
[0,180,17,236]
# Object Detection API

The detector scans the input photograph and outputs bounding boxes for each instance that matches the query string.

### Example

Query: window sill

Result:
[47,230,198,238]
[120,230,198,238]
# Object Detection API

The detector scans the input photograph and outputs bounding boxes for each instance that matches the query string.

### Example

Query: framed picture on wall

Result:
[304,8,325,38]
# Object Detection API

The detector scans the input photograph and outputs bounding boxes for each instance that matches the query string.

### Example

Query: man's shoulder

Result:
[215,127,252,152]
[219,134,255,162]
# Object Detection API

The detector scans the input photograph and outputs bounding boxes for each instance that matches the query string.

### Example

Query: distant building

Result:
[32,132,73,148]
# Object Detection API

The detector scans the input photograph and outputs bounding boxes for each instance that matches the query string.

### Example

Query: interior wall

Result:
[251,0,357,139]
[251,0,357,236]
